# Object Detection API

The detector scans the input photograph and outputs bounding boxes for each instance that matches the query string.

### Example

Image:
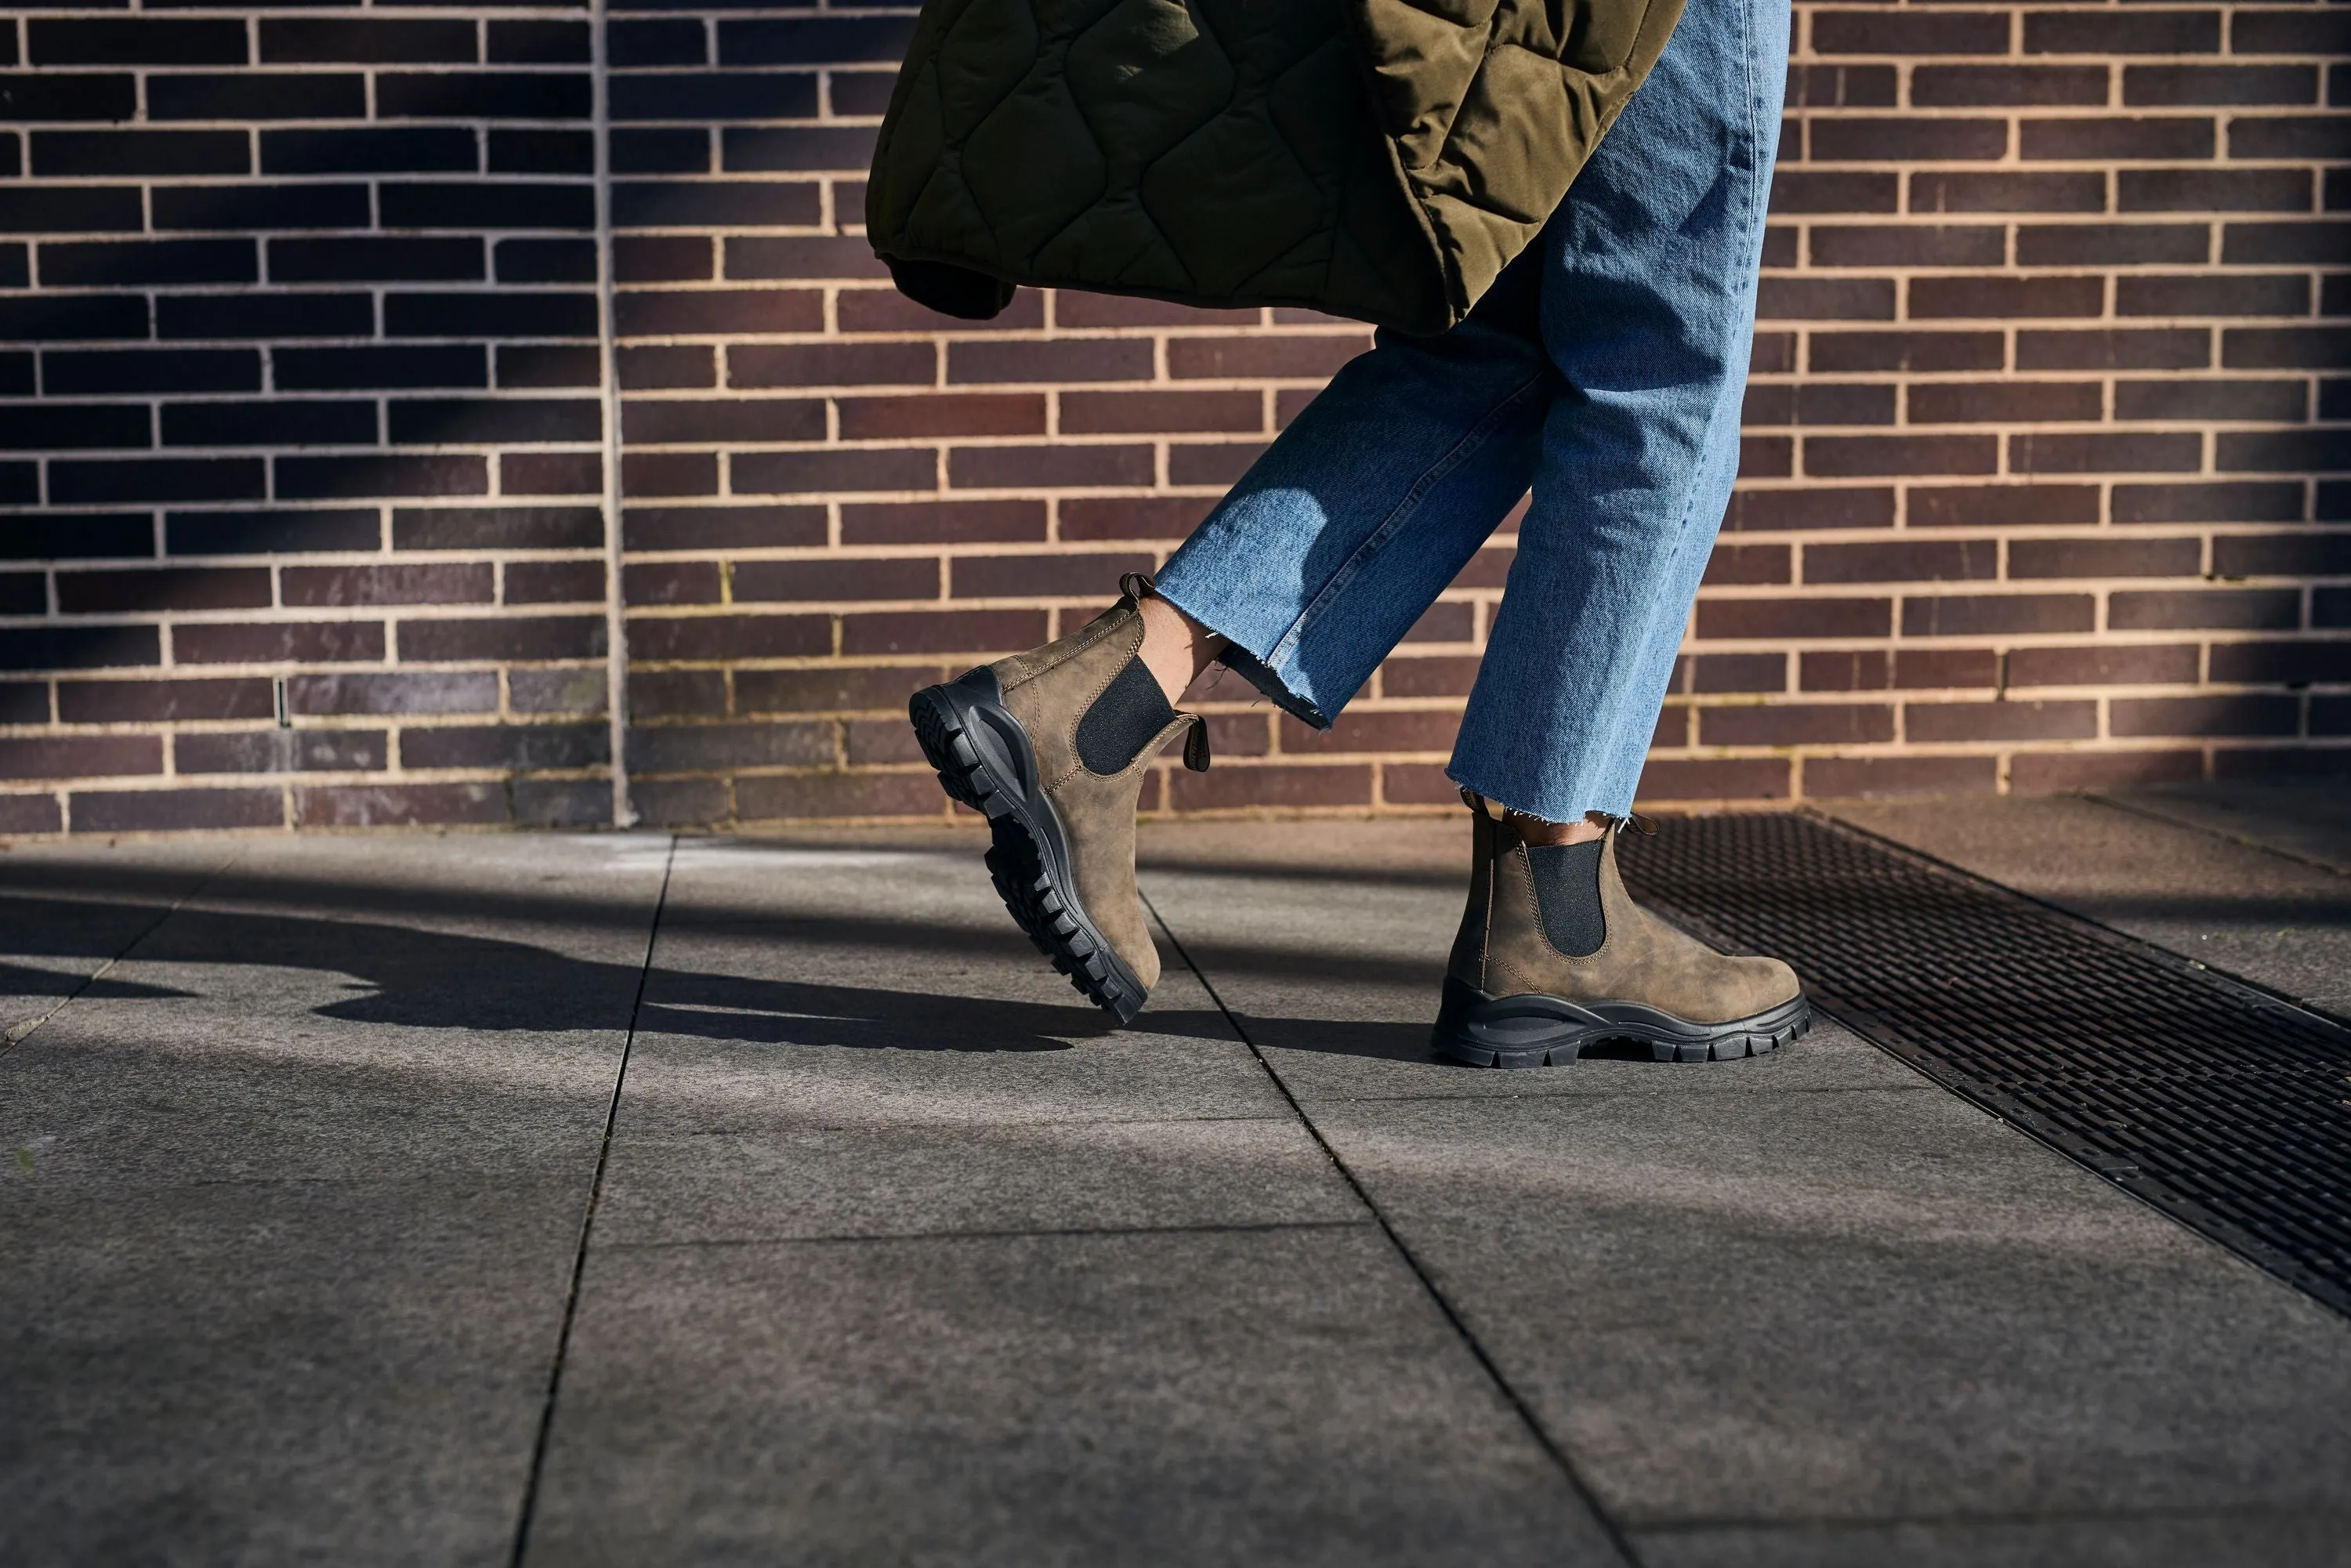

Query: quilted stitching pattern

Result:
[870,0,1682,332]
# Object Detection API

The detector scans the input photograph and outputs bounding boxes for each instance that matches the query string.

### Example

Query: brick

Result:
[2114,482,2301,524]
[45,349,258,397]
[626,721,830,773]
[835,289,1047,334]
[2229,117,2351,161]
[629,669,728,718]
[1381,656,1485,697]
[1166,762,1372,812]
[625,398,828,446]
[1787,64,1897,109]
[0,73,137,121]
[1694,597,1891,638]
[0,684,50,725]
[621,452,717,498]
[277,347,487,391]
[0,404,151,451]
[175,621,386,665]
[1806,435,1997,476]
[1806,539,1998,583]
[33,129,249,177]
[951,552,1156,599]
[1909,171,2106,212]
[1756,278,1896,320]
[2020,117,2214,161]
[611,75,815,122]
[2209,641,2351,684]
[733,448,936,495]
[2219,431,2351,473]
[1768,171,1900,213]
[1631,757,1790,802]
[0,795,62,835]
[386,292,597,341]
[404,722,608,772]
[620,347,714,390]
[1702,544,1791,585]
[1907,700,2097,742]
[1802,755,1998,798]
[260,19,478,66]
[618,289,822,337]
[1896,649,2002,690]
[950,444,1154,490]
[726,237,890,281]
[1913,65,2109,107]
[72,788,283,834]
[612,180,820,230]
[1908,381,2101,424]
[2110,588,2299,630]
[2009,537,2202,578]
[1053,295,1260,329]
[384,186,596,235]
[2113,695,2300,737]
[161,402,376,449]
[1807,226,2005,268]
[734,665,944,715]
[178,731,386,776]
[2017,330,2208,371]
[288,672,497,715]
[2212,533,2351,577]
[2012,433,2203,473]
[1701,703,1894,745]
[0,736,163,781]
[0,516,151,562]
[1902,593,2095,636]
[731,343,936,389]
[2233,10,2351,54]
[31,20,250,67]
[488,21,589,65]
[1168,335,1372,379]
[1274,710,1459,755]
[1741,436,1793,477]
[2016,224,2210,267]
[262,129,478,176]
[627,614,831,662]
[2126,171,2313,213]
[2224,327,2351,370]
[0,625,161,672]
[1404,603,1475,643]
[625,505,825,551]
[945,340,1155,385]
[1061,390,1263,435]
[720,16,917,66]
[284,564,494,608]
[56,678,272,723]
[841,610,1045,657]
[733,558,938,603]
[1062,496,1208,543]
[508,668,608,715]
[2009,643,2200,686]
[1911,276,2103,319]
[2215,744,2351,777]
[294,783,508,828]
[397,505,601,552]
[2012,749,2205,791]
[400,616,604,664]
[629,777,731,826]
[1812,11,2011,54]
[733,772,944,822]
[2026,11,2219,56]
[622,561,721,607]
[0,188,143,235]
[609,21,707,68]
[277,455,489,501]
[2125,66,2317,107]
[500,346,601,389]
[2116,274,2304,317]
[1808,331,2004,373]
[616,236,713,284]
[1799,650,1888,691]
[1169,440,1269,484]
[0,294,150,343]
[51,458,265,508]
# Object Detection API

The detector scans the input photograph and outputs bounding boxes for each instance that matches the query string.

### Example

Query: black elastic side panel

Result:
[886,258,1014,320]
[1527,839,1607,957]
[1075,654,1176,776]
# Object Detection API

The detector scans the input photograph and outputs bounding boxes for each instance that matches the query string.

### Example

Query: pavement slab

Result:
[1828,795,2351,1016]
[0,834,669,1566]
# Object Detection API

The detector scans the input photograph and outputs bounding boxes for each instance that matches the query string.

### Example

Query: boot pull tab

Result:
[1182,713,1211,773]
[1458,788,1509,822]
[1118,571,1157,605]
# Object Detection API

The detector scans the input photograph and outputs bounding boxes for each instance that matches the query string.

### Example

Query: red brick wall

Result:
[2,0,2345,834]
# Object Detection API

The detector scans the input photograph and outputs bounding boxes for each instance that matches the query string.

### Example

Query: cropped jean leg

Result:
[1151,0,1789,821]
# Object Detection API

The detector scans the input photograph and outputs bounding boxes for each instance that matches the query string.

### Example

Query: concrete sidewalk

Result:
[4,790,2349,1566]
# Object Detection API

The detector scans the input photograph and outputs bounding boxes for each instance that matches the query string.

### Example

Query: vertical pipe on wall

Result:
[590,0,636,827]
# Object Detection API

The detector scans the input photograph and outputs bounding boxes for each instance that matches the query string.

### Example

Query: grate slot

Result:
[1617,812,2351,1318]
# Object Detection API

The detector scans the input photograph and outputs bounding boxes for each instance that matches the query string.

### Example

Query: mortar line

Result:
[590,0,636,830]
[1139,887,1646,1568]
[509,833,677,1566]
[2,845,246,1061]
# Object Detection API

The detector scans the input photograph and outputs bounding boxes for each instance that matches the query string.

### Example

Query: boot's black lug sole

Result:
[910,669,1149,1024]
[1429,974,1812,1068]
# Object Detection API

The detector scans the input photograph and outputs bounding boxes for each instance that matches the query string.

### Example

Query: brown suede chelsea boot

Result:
[1433,793,1810,1066]
[908,576,1208,1023]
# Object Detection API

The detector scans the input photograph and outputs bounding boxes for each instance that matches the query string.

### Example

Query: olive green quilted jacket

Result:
[865,0,1684,335]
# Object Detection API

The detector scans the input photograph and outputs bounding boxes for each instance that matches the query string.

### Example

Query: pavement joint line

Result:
[1,845,245,1061]
[1289,1082,1943,1107]
[596,1219,1380,1251]
[1627,1501,2351,1535]
[508,832,679,1568]
[1139,885,1648,1568]
[2084,791,2351,883]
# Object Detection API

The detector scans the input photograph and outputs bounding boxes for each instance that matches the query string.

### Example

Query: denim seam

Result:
[1262,368,1550,678]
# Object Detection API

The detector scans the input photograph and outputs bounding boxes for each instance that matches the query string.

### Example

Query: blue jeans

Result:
[1154,0,1790,822]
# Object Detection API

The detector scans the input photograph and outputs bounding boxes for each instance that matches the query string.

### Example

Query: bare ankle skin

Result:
[1505,810,1608,846]
[1136,592,1227,705]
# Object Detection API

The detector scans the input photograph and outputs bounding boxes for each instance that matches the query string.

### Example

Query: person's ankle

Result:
[1506,809,1608,847]
[1136,591,1226,706]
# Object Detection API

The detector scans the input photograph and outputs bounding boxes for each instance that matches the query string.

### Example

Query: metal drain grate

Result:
[1617,812,2351,1317]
